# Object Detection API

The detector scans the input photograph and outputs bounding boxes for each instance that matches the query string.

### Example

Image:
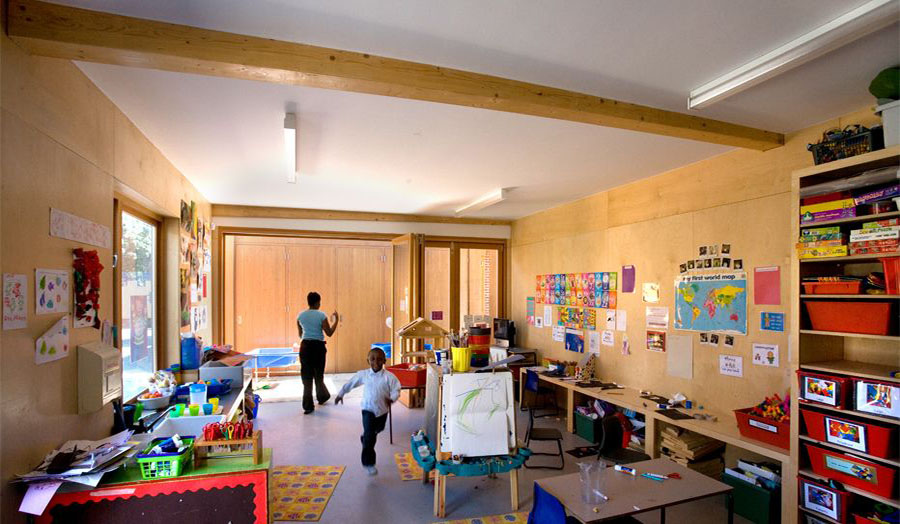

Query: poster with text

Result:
[35,315,69,365]
[751,343,779,367]
[719,355,743,377]
[35,269,69,315]
[3,273,27,330]
[674,273,747,334]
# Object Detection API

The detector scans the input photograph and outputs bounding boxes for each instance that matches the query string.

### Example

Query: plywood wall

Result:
[510,106,880,417]
[1,36,209,521]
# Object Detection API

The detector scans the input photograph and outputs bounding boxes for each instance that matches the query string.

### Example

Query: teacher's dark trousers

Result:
[300,339,329,411]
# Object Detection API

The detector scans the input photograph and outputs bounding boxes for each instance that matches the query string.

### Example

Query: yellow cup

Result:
[451,347,471,372]
[209,397,219,412]
[188,404,200,416]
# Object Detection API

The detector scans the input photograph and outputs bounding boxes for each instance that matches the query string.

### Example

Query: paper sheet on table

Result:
[666,334,693,379]
[19,481,62,515]
[753,266,781,305]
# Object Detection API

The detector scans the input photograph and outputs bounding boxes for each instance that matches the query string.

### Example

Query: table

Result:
[536,458,733,523]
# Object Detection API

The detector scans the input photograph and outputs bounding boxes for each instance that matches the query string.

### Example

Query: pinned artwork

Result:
[645,306,669,329]
[526,297,535,325]
[646,330,666,352]
[582,308,597,331]
[3,274,27,330]
[615,310,627,332]
[601,330,615,347]
[552,326,565,342]
[72,249,103,329]
[622,266,635,293]
[622,334,630,355]
[605,310,616,330]
[719,355,743,377]
[752,343,779,367]
[534,316,544,328]
[565,329,585,353]
[588,331,600,353]
[543,305,552,327]
[49,208,112,249]
[642,283,660,303]
[35,315,69,365]
[35,269,69,315]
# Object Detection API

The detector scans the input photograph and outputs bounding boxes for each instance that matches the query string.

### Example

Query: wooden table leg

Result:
[510,468,519,511]
[645,415,659,458]
[433,473,441,516]
[565,388,575,433]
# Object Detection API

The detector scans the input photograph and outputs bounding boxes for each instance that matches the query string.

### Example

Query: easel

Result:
[431,369,520,518]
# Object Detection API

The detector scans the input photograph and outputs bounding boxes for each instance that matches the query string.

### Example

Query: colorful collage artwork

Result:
[535,272,618,308]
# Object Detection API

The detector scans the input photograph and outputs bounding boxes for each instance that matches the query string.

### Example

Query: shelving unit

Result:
[791,146,900,523]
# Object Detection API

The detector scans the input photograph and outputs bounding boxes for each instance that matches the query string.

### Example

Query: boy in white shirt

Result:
[335,347,401,476]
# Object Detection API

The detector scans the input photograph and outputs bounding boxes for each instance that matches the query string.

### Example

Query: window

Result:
[119,210,158,400]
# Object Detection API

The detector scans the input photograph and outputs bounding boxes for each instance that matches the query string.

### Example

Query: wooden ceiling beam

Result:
[211,204,512,226]
[7,0,785,150]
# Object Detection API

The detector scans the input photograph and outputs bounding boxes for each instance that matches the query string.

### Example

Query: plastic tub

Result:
[799,476,853,522]
[805,442,897,498]
[854,379,900,418]
[136,436,195,480]
[804,301,893,335]
[882,257,900,295]
[797,371,853,408]
[800,408,897,458]
[386,363,427,388]
[802,281,862,294]
[733,407,790,450]
[189,383,207,405]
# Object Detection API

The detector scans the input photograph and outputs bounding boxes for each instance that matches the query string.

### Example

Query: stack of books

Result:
[849,220,899,255]
[796,226,847,259]
[724,459,781,491]
[659,426,725,479]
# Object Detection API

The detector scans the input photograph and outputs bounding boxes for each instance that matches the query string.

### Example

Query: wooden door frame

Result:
[113,195,163,401]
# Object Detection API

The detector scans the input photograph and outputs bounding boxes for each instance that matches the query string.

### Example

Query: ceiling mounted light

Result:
[688,0,898,109]
[455,188,508,217]
[283,112,298,183]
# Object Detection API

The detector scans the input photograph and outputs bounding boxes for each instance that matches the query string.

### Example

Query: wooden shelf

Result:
[799,330,900,341]
[800,210,900,228]
[798,435,900,467]
[799,468,900,508]
[801,360,900,383]
[798,400,900,426]
[801,294,900,299]
[800,252,900,263]
[798,505,840,524]
[795,145,900,181]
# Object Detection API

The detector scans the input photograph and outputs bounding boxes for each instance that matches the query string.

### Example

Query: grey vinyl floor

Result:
[255,376,750,524]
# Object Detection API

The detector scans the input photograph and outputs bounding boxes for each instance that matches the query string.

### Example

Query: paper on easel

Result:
[442,373,514,456]
[615,310,627,332]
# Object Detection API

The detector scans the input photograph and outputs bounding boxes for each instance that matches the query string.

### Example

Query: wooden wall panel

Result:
[234,244,287,351]
[286,245,338,372]
[424,247,451,331]
[336,247,389,372]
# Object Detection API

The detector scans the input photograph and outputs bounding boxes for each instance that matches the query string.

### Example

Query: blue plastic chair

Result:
[528,481,640,524]
[523,369,558,418]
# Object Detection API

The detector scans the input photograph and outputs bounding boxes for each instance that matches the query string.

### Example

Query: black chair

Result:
[595,414,651,465]
[522,369,558,417]
[523,398,565,470]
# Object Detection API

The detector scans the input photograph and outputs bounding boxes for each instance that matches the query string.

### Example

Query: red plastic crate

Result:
[805,443,897,498]
[386,363,427,388]
[798,371,853,408]
[799,476,853,522]
[800,409,897,458]
[733,407,790,450]
[853,514,885,524]
[802,281,863,294]
[804,301,893,335]
[883,257,900,295]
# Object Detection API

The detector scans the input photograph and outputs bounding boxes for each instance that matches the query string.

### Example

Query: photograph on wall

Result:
[35,269,69,315]
[674,272,747,334]
[825,417,867,452]
[180,200,192,236]
[645,330,666,352]
[3,273,27,330]
[803,482,838,520]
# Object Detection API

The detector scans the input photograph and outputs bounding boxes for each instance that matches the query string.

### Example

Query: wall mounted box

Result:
[78,342,122,414]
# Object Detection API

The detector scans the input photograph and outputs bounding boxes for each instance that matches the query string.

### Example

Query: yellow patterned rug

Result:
[436,511,530,524]
[394,452,437,481]
[270,465,345,521]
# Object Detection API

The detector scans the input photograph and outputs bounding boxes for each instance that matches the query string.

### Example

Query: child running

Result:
[334,347,401,476]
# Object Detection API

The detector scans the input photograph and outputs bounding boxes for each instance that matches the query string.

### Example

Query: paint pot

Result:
[468,327,491,355]
[434,349,448,364]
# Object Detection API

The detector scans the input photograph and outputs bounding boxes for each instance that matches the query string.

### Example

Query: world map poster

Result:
[674,273,747,335]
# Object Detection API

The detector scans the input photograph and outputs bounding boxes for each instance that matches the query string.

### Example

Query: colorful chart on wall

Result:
[674,272,747,334]
[35,315,69,365]
[35,269,69,315]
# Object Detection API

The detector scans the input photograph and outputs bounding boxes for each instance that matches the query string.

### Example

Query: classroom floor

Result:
[256,374,751,524]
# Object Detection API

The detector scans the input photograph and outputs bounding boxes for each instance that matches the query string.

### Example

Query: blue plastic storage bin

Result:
[180,336,201,370]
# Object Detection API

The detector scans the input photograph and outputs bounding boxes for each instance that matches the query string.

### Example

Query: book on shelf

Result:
[798,245,849,259]
[849,226,899,242]
[862,218,900,229]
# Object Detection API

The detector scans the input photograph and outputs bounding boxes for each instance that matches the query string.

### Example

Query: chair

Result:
[523,394,565,470]
[595,413,651,465]
[522,369,558,417]
[528,482,640,524]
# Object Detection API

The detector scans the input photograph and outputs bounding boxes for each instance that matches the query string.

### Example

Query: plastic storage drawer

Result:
[733,407,790,450]
[799,476,853,522]
[801,408,897,458]
[386,363,427,388]
[804,301,893,335]
[721,474,779,524]
[804,442,897,499]
[802,281,863,294]
[574,412,601,444]
[798,371,853,408]
[854,378,900,419]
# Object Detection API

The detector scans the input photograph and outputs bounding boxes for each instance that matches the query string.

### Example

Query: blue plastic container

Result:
[370,343,392,359]
[180,336,200,370]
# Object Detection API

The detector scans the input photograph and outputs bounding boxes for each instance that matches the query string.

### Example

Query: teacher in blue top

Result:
[297,292,339,414]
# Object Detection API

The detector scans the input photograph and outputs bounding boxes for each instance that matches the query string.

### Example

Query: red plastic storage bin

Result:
[802,281,863,294]
[804,301,893,335]
[800,408,897,458]
[798,371,853,408]
[883,257,900,295]
[854,514,886,524]
[386,363,426,388]
[799,476,853,522]
[805,443,897,498]
[733,407,790,450]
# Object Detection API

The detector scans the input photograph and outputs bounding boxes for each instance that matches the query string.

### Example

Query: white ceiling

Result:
[58,0,899,219]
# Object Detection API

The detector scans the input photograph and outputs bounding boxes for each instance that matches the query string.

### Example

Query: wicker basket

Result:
[808,125,884,165]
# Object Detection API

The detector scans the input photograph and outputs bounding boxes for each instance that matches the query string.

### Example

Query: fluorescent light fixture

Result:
[455,188,508,216]
[688,0,898,109]
[283,113,298,183]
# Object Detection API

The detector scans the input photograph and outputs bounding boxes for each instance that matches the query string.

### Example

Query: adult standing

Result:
[297,292,338,414]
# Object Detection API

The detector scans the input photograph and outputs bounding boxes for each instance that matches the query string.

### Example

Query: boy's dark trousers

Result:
[299,339,330,411]
[361,409,388,466]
